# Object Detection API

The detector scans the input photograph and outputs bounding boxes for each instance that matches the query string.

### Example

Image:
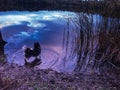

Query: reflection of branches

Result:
[74,13,120,74]
[62,17,77,68]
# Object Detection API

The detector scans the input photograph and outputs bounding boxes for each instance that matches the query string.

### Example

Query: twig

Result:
[108,61,120,70]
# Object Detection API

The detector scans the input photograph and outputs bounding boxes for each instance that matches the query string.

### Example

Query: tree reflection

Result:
[0,31,7,60]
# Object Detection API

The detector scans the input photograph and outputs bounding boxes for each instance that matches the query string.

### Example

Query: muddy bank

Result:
[0,62,120,90]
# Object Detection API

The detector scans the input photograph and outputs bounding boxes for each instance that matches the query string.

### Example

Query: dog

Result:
[22,42,41,66]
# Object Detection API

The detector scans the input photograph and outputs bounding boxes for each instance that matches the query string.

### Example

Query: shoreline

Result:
[0,0,120,18]
[0,62,120,89]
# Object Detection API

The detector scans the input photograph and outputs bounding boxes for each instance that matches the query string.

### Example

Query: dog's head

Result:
[22,45,33,57]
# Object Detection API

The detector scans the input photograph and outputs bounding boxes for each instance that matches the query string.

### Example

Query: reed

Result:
[73,13,120,74]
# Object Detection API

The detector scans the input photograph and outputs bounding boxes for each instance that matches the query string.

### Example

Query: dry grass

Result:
[0,55,7,63]
[0,74,18,90]
[0,64,119,90]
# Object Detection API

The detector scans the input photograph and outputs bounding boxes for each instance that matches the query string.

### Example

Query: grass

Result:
[0,55,18,90]
[0,75,18,90]
[0,54,7,63]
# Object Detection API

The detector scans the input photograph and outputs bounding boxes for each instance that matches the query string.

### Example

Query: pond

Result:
[0,11,120,73]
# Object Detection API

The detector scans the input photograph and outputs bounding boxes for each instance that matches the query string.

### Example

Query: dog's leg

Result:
[31,57,41,66]
[24,58,29,66]
[24,58,27,63]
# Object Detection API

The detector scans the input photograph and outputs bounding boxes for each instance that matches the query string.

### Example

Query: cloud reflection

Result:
[0,11,77,73]
[0,11,76,28]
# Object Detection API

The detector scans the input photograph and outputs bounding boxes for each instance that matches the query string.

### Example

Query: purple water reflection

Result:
[0,11,77,72]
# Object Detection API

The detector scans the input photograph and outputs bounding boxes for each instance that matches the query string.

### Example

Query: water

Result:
[0,11,120,73]
[0,11,77,72]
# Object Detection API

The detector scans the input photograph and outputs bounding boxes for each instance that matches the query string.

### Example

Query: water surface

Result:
[0,11,119,73]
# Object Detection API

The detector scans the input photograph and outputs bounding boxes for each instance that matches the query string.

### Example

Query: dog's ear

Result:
[34,42,40,47]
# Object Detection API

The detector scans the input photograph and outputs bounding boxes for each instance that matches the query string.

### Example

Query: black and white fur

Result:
[22,42,41,65]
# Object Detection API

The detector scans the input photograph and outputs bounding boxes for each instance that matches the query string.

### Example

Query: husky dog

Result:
[22,42,41,66]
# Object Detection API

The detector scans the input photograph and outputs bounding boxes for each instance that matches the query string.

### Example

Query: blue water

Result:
[0,11,77,72]
[1,11,119,73]
[0,11,75,48]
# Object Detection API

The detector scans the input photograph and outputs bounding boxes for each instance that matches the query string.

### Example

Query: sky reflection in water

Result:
[1,11,118,73]
[0,11,77,72]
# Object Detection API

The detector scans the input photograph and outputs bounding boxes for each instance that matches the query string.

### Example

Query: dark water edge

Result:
[0,0,120,18]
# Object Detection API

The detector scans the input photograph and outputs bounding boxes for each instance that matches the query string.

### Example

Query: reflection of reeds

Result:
[62,18,70,67]
[73,13,120,74]
[62,17,77,67]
